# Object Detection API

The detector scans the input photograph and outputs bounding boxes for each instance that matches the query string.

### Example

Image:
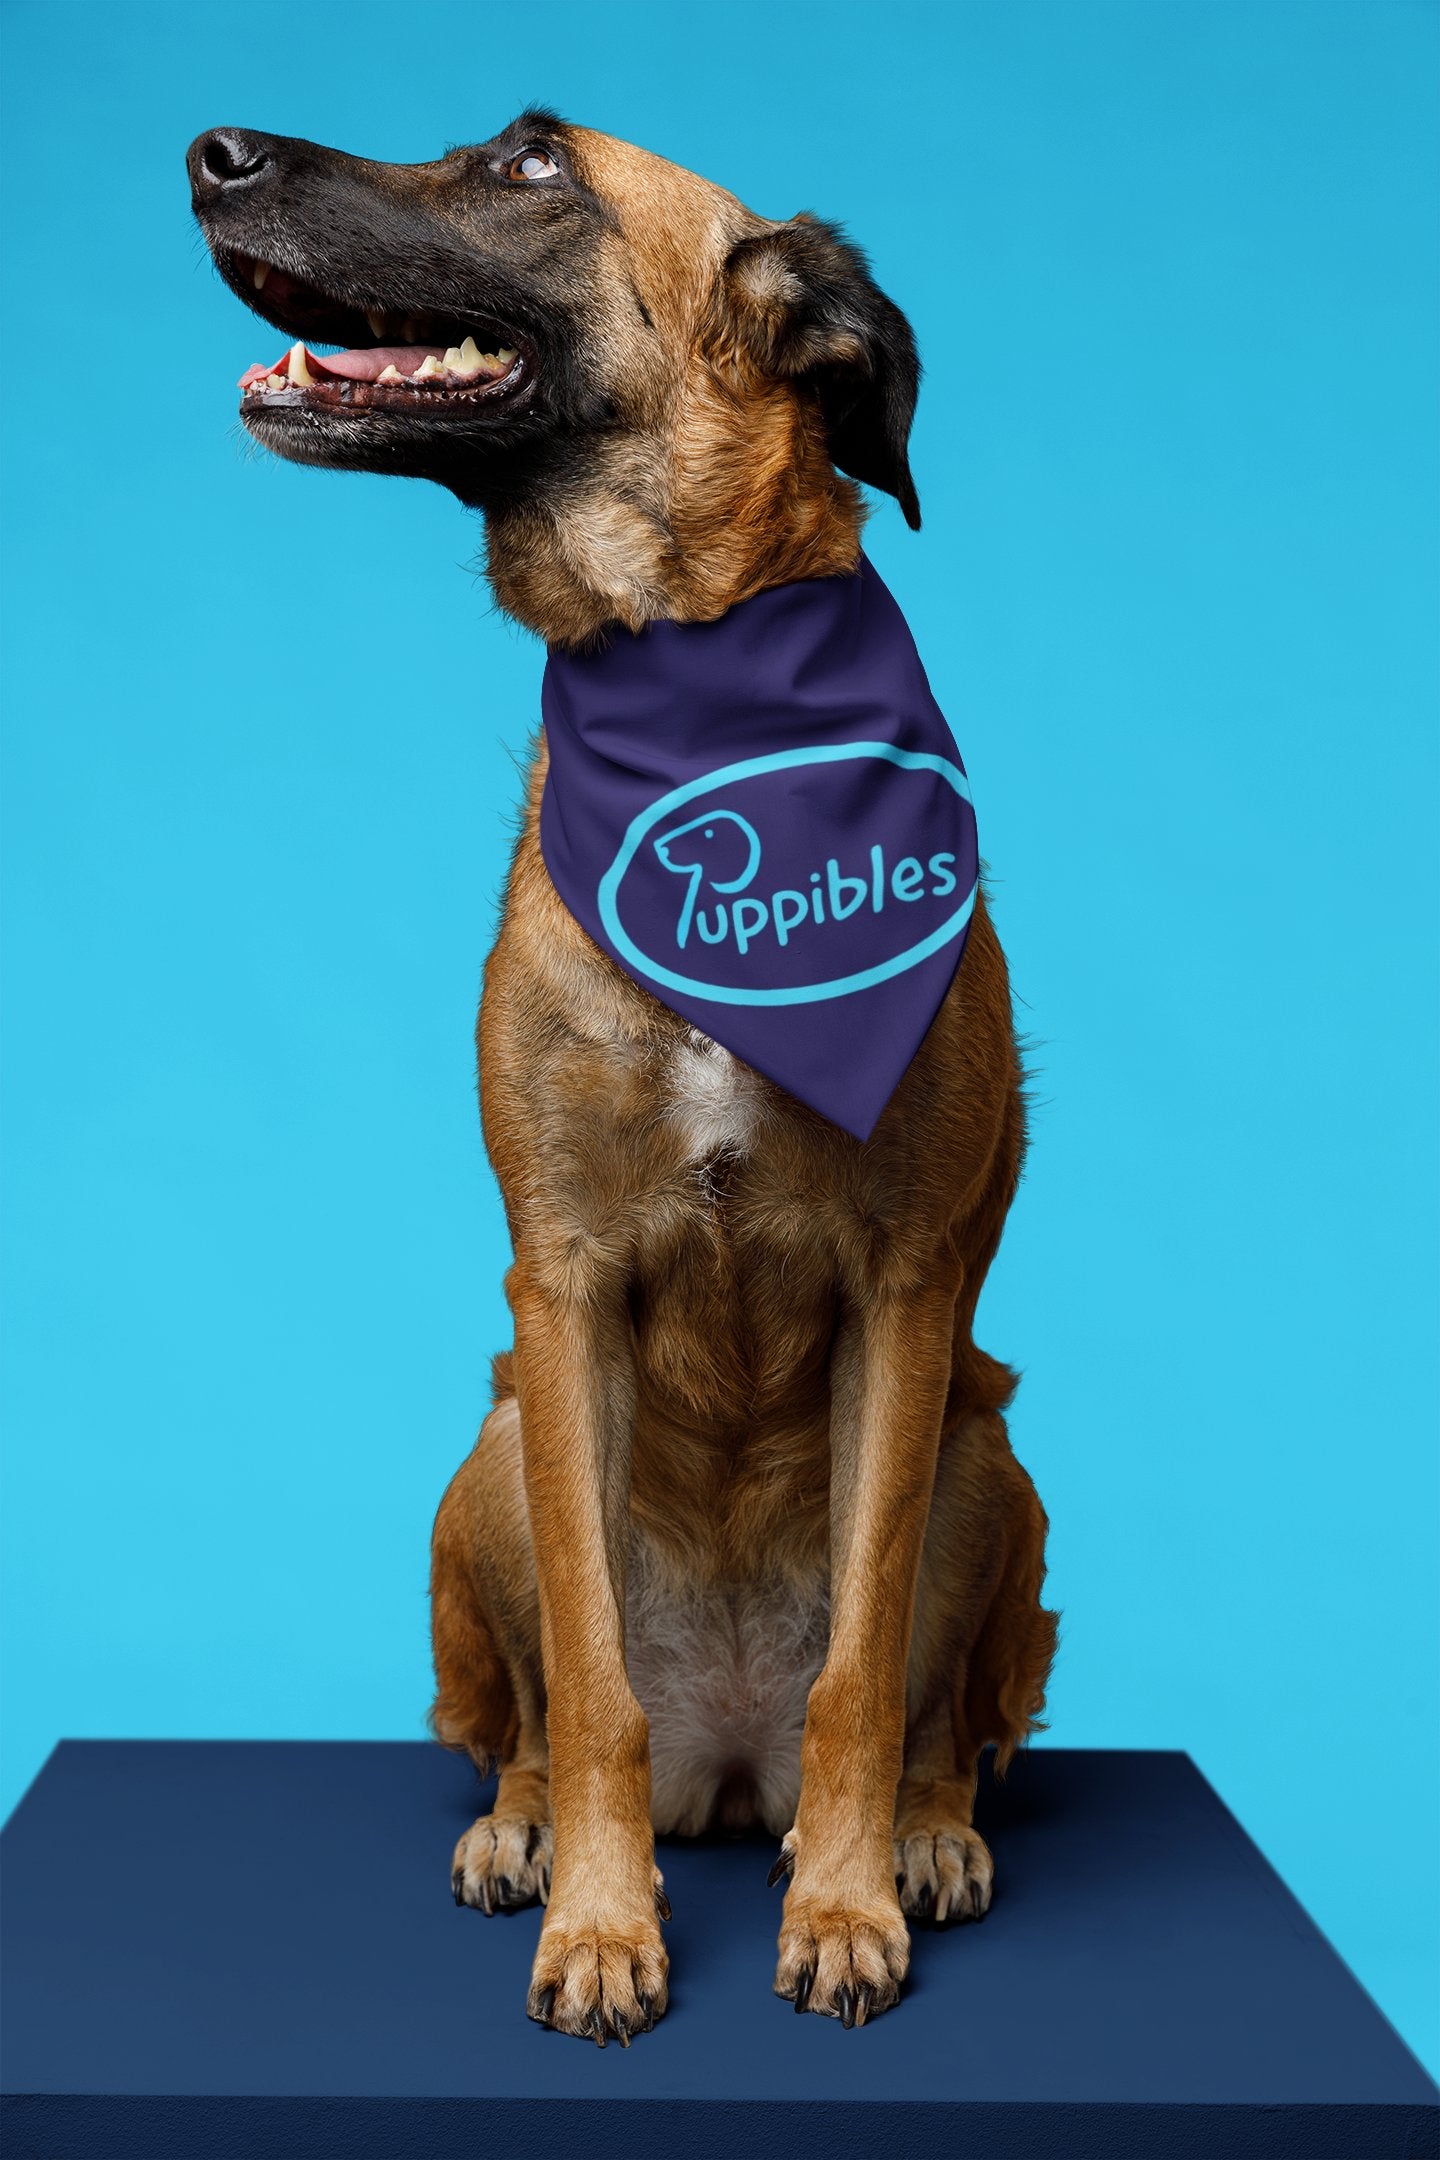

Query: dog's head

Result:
[188,113,920,639]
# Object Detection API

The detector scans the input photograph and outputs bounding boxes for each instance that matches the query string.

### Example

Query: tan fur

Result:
[428,121,1057,2039]
[483,130,865,648]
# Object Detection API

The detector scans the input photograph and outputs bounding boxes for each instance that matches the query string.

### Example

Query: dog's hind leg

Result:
[957,1426,1058,1778]
[450,1693,553,1913]
[895,1410,1057,1926]
[893,1698,993,1924]
[431,1378,553,1912]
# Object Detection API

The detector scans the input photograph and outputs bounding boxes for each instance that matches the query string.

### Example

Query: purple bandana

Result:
[538,555,978,1141]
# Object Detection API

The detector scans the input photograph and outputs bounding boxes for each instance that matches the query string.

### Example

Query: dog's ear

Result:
[717,216,921,529]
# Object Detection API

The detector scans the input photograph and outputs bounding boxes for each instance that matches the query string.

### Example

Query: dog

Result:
[188,109,1058,2044]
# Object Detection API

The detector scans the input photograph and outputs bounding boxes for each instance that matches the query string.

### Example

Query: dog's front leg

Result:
[774,1284,953,2025]
[509,1251,666,2044]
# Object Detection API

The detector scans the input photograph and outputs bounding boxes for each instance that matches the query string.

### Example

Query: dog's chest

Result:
[619,1029,843,1424]
[663,1029,761,1166]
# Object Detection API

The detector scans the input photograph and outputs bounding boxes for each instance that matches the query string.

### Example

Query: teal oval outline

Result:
[596,741,977,1008]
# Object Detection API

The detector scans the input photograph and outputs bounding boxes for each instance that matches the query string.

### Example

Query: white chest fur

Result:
[664,1029,762,1166]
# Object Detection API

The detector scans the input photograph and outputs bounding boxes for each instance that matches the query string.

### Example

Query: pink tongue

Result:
[237,344,443,388]
[311,344,444,381]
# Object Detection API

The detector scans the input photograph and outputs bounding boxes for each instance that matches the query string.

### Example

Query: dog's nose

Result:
[188,128,274,202]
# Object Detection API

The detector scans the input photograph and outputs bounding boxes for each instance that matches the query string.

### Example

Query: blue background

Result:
[2,0,1436,2076]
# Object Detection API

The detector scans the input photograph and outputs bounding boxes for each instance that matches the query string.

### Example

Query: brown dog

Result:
[189,109,1057,2044]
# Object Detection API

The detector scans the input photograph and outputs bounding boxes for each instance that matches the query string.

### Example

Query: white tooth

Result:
[453,335,483,377]
[494,347,517,367]
[377,364,404,383]
[414,354,443,380]
[442,345,462,370]
[367,308,386,339]
[266,373,286,390]
[286,342,315,386]
[252,261,270,291]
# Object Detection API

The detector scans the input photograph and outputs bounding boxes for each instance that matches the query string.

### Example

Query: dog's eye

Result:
[510,150,559,182]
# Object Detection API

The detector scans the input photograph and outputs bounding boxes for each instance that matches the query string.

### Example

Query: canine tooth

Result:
[252,260,271,291]
[367,308,386,338]
[286,342,315,386]
[377,364,403,383]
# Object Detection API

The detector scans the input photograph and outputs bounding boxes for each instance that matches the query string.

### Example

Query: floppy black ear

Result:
[719,216,921,529]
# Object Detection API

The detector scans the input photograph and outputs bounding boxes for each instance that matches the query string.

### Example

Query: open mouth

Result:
[223,250,531,413]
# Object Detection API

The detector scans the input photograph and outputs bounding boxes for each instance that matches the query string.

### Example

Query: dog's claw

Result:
[611,2008,631,2048]
[837,1983,857,2030]
[856,1983,874,2027]
[793,1965,813,2014]
[654,1886,672,1922]
[529,1985,555,2027]
[637,1990,655,2031]
[496,1874,515,1905]
[451,1870,465,1907]
[479,1880,494,1917]
[767,1851,790,1888]
[589,2007,607,2049]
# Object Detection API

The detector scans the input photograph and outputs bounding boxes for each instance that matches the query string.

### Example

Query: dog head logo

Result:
[599,743,976,1008]
[653,811,763,949]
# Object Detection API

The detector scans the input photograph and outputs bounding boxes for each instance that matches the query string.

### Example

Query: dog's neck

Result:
[480,376,866,647]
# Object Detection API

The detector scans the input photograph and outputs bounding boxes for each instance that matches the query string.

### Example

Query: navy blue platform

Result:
[2,1741,1435,2159]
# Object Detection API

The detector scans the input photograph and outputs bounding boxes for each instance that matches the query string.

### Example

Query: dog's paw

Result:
[451,1813,552,1914]
[894,1825,993,1924]
[526,1911,669,2045]
[773,1892,909,2026]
